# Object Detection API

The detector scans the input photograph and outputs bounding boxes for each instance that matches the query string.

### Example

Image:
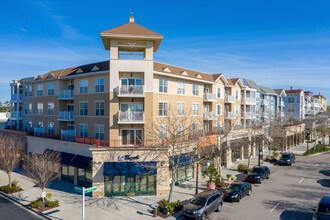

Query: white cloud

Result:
[19,27,28,32]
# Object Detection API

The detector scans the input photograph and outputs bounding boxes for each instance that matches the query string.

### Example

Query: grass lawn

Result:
[304,145,330,155]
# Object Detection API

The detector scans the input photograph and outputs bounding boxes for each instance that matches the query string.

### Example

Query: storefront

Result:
[231,147,240,162]
[174,153,196,185]
[103,162,157,197]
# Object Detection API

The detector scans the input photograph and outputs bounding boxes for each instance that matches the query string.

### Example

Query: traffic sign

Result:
[84,186,97,194]
[74,187,83,193]
[42,192,46,198]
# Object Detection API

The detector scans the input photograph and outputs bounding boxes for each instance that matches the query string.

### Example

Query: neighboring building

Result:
[313,92,327,112]
[284,88,305,121]
[273,89,286,121]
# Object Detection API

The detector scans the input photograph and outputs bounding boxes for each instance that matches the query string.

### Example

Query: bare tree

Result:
[0,134,24,187]
[142,106,199,203]
[24,150,61,210]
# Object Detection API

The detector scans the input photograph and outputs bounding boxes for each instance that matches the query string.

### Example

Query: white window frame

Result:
[177,123,185,137]
[80,80,88,94]
[192,84,199,96]
[177,82,185,95]
[235,90,239,100]
[79,101,88,116]
[95,78,104,93]
[79,124,88,138]
[48,102,54,115]
[217,88,222,99]
[37,85,43,96]
[216,104,222,116]
[159,79,168,93]
[95,101,104,117]
[120,128,143,146]
[158,125,168,139]
[159,102,168,116]
[192,103,199,116]
[234,105,239,115]
[37,103,43,115]
[48,83,55,96]
[47,122,55,135]
[177,102,185,116]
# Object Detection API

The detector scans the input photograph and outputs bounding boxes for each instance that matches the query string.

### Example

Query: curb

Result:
[304,151,330,157]
[0,191,51,220]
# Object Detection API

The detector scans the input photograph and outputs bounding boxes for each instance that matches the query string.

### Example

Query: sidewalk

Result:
[0,142,322,220]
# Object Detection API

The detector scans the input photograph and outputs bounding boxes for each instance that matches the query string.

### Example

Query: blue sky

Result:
[1,0,330,102]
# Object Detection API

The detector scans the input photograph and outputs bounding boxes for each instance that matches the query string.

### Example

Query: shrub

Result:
[157,199,181,214]
[226,174,232,179]
[237,164,251,174]
[11,180,18,187]
[30,200,42,209]
[205,166,220,184]
[0,184,23,194]
[231,176,235,180]
[46,193,52,200]
[46,200,59,208]
[273,152,280,158]
[216,178,229,188]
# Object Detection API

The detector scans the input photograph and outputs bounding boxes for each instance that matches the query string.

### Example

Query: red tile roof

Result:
[101,22,162,36]
[285,89,303,94]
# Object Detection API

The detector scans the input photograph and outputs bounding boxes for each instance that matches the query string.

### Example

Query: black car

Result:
[313,196,330,220]
[278,153,295,166]
[183,190,223,220]
[246,166,270,184]
[223,182,252,202]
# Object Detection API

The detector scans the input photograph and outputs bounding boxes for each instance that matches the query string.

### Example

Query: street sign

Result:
[84,186,97,194]
[74,187,83,193]
[42,192,46,198]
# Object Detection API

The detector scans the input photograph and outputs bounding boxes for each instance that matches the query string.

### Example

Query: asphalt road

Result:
[203,153,329,220]
[0,194,42,220]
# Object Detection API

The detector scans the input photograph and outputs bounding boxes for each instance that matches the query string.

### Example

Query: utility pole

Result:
[195,162,199,195]
[258,140,261,166]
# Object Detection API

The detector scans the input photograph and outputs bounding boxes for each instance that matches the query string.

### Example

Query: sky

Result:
[1,0,330,102]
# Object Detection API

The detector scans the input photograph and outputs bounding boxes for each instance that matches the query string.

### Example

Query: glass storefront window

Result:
[68,166,75,184]
[61,165,68,181]
[176,165,195,185]
[86,170,92,188]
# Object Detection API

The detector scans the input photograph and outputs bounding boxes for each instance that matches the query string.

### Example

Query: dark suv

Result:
[279,153,295,166]
[223,182,252,202]
[183,190,223,220]
[313,196,330,220]
[246,166,270,183]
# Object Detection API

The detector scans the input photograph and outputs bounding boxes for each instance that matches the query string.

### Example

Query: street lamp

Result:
[258,140,261,166]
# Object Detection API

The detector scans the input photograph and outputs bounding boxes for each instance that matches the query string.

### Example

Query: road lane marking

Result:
[270,202,280,212]
[298,178,304,184]
[314,164,319,167]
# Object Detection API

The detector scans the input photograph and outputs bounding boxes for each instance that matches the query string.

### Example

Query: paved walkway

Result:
[0,140,326,220]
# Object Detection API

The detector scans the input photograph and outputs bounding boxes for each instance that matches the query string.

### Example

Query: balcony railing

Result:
[58,111,74,121]
[34,127,45,137]
[280,100,285,106]
[11,111,17,118]
[18,111,22,119]
[203,93,217,102]
[280,112,285,117]
[58,90,74,100]
[225,112,236,119]
[61,129,76,141]
[261,99,269,105]
[11,94,17,101]
[225,95,235,103]
[203,112,216,120]
[242,112,253,119]
[118,111,144,123]
[242,97,256,104]
[118,85,144,97]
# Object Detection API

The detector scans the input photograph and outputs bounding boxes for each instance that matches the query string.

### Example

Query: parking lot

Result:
[200,153,330,220]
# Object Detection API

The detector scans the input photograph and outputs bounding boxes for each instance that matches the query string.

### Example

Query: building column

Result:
[243,90,246,128]
[225,141,232,168]
[261,140,265,153]
[244,144,250,159]
[240,145,244,160]
[16,83,20,131]
[74,167,78,185]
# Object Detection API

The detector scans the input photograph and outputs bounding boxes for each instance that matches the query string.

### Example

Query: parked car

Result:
[183,190,223,220]
[223,182,252,202]
[313,196,330,220]
[246,165,270,183]
[278,153,295,166]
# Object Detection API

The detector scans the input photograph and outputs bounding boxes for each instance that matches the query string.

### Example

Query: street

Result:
[204,153,330,220]
[0,194,42,220]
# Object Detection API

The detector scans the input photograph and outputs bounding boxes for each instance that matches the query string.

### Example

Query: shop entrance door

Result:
[125,176,135,195]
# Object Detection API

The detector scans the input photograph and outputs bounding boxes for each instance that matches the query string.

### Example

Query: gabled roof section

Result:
[259,86,277,95]
[274,89,287,97]
[33,61,109,81]
[180,71,188,76]
[230,78,245,88]
[162,67,172,73]
[285,89,303,94]
[153,61,217,83]
[91,65,100,71]
[243,78,262,92]
[213,74,229,85]
[101,22,162,36]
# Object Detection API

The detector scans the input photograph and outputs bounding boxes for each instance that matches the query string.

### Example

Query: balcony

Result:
[118,111,144,124]
[34,127,45,137]
[61,129,76,141]
[18,111,22,120]
[58,90,74,100]
[203,93,217,102]
[261,99,269,105]
[10,111,17,118]
[242,112,253,119]
[225,112,236,119]
[118,85,144,97]
[280,112,285,117]
[203,112,216,120]
[279,100,285,106]
[242,97,256,105]
[58,111,74,121]
[225,95,235,103]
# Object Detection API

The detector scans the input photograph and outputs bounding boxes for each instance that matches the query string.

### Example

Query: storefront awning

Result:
[174,153,198,168]
[43,149,80,166]
[70,155,92,169]
[103,162,157,176]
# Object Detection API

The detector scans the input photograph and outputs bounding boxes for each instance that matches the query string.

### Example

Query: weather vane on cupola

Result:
[129,9,133,16]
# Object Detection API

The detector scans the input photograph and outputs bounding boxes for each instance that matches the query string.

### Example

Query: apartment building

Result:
[7,16,307,197]
[284,88,305,121]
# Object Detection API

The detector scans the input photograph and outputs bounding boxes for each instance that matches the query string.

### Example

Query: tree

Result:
[0,133,24,187]
[142,106,199,203]
[24,150,61,211]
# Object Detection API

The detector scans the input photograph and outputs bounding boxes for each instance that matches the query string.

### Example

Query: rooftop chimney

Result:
[319,91,322,96]
[290,86,293,90]
[129,15,135,23]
